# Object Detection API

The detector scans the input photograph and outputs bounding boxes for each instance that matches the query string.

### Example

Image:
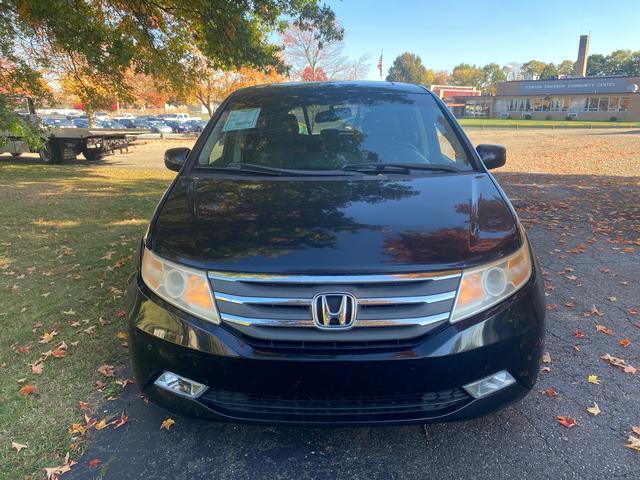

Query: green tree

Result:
[386,52,428,84]
[557,60,575,76]
[481,63,507,95]
[0,0,341,131]
[540,63,558,80]
[450,63,485,89]
[521,60,546,79]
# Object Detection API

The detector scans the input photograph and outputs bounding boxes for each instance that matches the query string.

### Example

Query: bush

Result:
[522,113,532,120]
[609,116,618,122]
[565,115,574,121]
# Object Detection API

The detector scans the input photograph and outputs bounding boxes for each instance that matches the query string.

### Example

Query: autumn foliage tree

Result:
[0,0,342,129]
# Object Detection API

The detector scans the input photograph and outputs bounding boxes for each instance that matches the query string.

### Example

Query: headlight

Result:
[140,247,220,324]
[450,239,532,323]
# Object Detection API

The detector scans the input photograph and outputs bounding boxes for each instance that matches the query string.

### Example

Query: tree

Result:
[302,66,328,81]
[557,60,575,77]
[540,63,558,80]
[481,63,507,95]
[386,53,427,84]
[521,60,546,79]
[450,63,485,89]
[283,24,369,81]
[0,0,341,131]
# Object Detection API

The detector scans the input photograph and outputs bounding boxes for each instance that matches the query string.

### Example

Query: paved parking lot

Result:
[12,128,638,479]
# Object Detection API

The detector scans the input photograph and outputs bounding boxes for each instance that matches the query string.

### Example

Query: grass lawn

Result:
[0,162,174,478]
[458,118,640,129]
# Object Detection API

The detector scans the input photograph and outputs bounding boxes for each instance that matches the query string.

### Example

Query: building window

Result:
[620,97,629,112]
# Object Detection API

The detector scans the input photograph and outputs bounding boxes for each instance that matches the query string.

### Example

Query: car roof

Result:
[231,81,430,98]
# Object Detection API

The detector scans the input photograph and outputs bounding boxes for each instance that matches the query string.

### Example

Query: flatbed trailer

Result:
[1,127,145,163]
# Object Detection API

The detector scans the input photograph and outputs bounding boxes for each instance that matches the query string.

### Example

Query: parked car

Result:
[149,121,173,134]
[114,118,137,129]
[115,113,135,120]
[93,112,110,122]
[43,116,77,128]
[179,119,207,133]
[73,118,90,128]
[126,81,545,426]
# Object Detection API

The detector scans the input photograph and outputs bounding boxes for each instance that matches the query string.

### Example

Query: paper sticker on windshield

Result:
[222,108,261,132]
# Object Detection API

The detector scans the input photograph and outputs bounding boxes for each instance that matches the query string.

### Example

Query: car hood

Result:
[149,172,520,273]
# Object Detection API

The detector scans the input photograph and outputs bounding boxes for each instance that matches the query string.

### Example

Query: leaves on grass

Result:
[586,402,601,416]
[97,364,115,377]
[160,418,175,430]
[11,441,27,453]
[79,401,90,411]
[43,453,76,479]
[556,416,576,428]
[32,362,44,375]
[19,384,36,396]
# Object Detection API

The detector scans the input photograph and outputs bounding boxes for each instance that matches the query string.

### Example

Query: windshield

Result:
[197,87,474,172]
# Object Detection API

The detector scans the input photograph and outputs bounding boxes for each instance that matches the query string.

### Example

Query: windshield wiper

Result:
[203,162,359,177]
[342,163,461,174]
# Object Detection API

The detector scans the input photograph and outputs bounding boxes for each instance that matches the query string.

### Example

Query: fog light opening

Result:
[463,370,516,399]
[154,371,208,399]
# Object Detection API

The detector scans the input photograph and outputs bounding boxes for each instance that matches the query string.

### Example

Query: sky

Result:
[324,0,640,79]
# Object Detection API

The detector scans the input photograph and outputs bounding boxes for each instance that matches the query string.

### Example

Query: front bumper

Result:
[126,271,545,426]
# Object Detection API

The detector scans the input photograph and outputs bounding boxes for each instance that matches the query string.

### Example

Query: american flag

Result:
[377,50,383,79]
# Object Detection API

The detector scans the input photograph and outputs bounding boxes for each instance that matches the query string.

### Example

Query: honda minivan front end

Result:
[126,81,545,426]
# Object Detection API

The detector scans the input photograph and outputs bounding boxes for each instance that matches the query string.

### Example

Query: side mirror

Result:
[164,147,190,172]
[476,144,506,170]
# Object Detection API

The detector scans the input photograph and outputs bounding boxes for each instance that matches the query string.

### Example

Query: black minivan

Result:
[126,81,545,426]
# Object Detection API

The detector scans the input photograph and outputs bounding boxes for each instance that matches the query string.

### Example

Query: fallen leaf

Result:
[32,362,44,375]
[586,402,601,416]
[633,426,640,436]
[574,330,586,338]
[112,414,128,429]
[591,304,604,316]
[542,352,551,364]
[588,375,601,385]
[160,418,175,430]
[11,441,27,452]
[79,401,90,411]
[94,380,107,390]
[51,349,66,358]
[619,338,631,348]
[68,423,87,436]
[88,458,102,468]
[116,332,128,340]
[628,309,639,315]
[19,384,36,396]
[97,364,115,377]
[556,416,576,428]
[547,303,557,311]
[600,353,638,374]
[626,434,640,452]
[117,309,126,318]
[62,309,76,316]
[595,325,614,335]
[545,387,558,397]
[43,453,76,479]
[95,419,108,430]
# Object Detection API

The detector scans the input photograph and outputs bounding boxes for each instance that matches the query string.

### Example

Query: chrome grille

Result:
[208,271,461,343]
